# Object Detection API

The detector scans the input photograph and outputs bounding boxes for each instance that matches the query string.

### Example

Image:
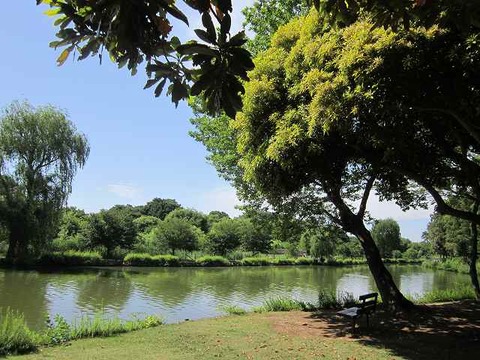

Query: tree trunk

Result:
[331,195,414,312]
[5,223,28,265]
[354,223,414,311]
[469,201,480,299]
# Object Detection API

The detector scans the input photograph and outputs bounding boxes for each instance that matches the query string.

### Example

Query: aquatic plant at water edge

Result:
[221,305,247,315]
[0,308,39,356]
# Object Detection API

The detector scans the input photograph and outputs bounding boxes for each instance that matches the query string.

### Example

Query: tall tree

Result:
[0,101,89,264]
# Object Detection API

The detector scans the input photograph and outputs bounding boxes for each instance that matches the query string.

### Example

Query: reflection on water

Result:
[0,265,470,330]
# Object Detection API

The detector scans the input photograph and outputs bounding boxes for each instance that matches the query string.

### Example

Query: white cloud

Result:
[106,184,143,200]
[192,186,242,217]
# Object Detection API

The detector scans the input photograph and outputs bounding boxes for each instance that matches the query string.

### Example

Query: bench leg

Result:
[366,314,369,328]
[352,319,356,332]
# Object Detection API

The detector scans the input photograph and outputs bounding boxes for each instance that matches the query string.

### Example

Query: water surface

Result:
[0,265,469,329]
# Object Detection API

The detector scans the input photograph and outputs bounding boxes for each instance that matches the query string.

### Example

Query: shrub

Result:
[38,251,103,266]
[195,255,230,267]
[123,253,180,266]
[422,258,472,274]
[241,256,272,266]
[0,308,39,356]
[317,290,357,309]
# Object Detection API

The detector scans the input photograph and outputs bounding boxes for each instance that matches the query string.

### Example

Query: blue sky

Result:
[0,1,431,241]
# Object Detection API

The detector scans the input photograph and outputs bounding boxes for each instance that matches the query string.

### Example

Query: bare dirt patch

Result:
[266,301,480,359]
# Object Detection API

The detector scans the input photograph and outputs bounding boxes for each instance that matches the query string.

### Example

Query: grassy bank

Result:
[1,251,423,268]
[14,312,399,360]
[0,310,161,357]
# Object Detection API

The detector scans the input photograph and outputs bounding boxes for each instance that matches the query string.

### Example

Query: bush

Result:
[241,256,272,266]
[0,308,39,356]
[38,251,103,266]
[195,255,230,267]
[123,253,180,266]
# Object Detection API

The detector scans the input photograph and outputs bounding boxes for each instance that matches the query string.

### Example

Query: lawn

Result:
[13,313,398,360]
[12,300,480,360]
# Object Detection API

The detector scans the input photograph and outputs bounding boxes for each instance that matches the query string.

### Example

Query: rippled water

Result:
[0,265,470,329]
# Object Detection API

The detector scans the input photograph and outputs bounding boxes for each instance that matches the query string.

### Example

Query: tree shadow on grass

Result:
[308,301,480,360]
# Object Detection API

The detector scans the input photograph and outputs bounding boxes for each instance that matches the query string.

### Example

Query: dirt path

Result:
[266,301,480,359]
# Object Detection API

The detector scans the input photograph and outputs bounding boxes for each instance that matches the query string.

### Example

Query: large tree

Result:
[0,101,89,263]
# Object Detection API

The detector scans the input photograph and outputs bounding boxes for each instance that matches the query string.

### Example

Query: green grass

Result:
[253,297,315,313]
[15,313,401,360]
[0,308,39,356]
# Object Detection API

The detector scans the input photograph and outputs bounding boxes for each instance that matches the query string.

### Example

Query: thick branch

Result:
[357,175,375,219]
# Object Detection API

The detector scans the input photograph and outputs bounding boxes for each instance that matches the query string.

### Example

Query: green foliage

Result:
[423,197,475,258]
[241,256,271,266]
[206,218,242,255]
[38,250,103,266]
[242,0,311,55]
[150,217,199,255]
[84,206,138,258]
[123,253,180,267]
[0,101,89,263]
[40,0,252,117]
[195,255,230,267]
[371,219,402,258]
[52,207,89,252]
[0,308,39,356]
[141,198,181,220]
[165,208,209,233]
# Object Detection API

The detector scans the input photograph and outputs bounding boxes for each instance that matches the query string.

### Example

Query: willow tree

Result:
[0,101,89,264]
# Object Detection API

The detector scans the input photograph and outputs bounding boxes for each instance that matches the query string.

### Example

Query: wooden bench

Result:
[337,292,378,331]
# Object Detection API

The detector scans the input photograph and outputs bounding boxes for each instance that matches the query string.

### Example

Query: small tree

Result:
[371,219,402,258]
[0,101,89,263]
[207,218,241,256]
[151,218,199,255]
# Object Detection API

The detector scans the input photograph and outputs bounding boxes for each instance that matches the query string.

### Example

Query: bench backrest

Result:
[358,292,378,314]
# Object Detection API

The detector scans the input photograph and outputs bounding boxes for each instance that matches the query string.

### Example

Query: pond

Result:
[0,265,470,330]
